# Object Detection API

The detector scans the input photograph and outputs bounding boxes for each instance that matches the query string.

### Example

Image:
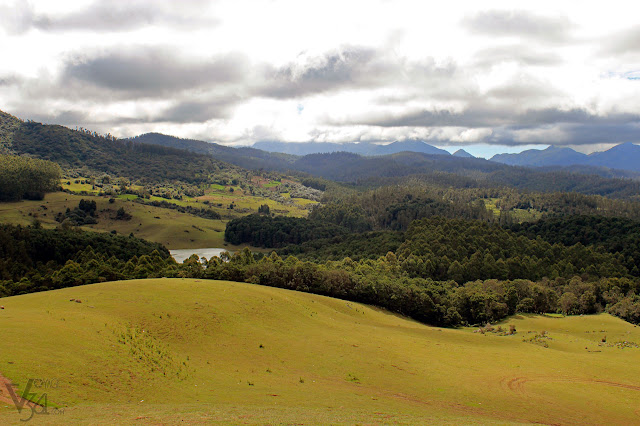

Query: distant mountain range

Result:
[251,139,640,174]
[491,143,640,173]
[2,108,640,200]
[252,140,451,157]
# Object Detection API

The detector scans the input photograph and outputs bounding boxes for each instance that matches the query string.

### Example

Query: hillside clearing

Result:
[0,279,639,424]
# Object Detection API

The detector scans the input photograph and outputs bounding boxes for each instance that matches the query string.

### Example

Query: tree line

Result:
[0,154,61,201]
[3,222,640,328]
[175,249,640,327]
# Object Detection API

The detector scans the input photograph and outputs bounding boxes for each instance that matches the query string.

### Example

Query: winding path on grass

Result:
[501,375,640,395]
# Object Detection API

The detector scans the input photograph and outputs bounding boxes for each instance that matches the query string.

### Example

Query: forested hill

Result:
[292,151,640,200]
[128,130,640,200]
[0,109,22,154]
[0,111,242,184]
[130,132,297,171]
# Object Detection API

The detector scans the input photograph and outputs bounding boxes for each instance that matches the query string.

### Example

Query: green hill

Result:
[0,110,21,154]
[1,279,640,424]
[130,132,298,171]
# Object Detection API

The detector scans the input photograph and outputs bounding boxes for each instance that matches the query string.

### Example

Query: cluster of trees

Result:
[317,189,493,231]
[170,249,640,327]
[494,189,640,221]
[0,154,61,201]
[229,214,631,282]
[224,214,348,247]
[137,199,221,220]
[278,231,404,261]
[56,199,98,225]
[397,217,629,282]
[510,215,640,276]
[0,224,171,296]
[316,182,640,234]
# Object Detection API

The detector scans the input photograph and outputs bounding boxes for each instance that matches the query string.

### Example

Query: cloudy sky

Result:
[1,0,639,157]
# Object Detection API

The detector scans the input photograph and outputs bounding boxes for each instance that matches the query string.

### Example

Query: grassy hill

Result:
[0,192,231,249]
[1,279,639,424]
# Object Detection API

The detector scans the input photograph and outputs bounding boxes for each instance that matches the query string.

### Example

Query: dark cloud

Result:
[554,123,640,145]
[62,48,248,95]
[258,46,457,99]
[1,0,217,34]
[462,10,572,43]
[332,104,640,134]
[485,122,640,146]
[259,46,381,98]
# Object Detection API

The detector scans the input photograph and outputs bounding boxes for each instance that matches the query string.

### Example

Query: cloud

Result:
[61,48,248,96]
[462,10,572,43]
[600,25,640,56]
[473,45,563,68]
[258,46,457,98]
[0,75,20,86]
[24,109,91,126]
[327,103,515,128]
[0,0,218,34]
[151,98,241,123]
[327,104,640,143]
[2,1,639,153]
[258,46,383,98]
[0,1,35,34]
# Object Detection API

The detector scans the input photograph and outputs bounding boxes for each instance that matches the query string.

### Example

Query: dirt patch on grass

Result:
[0,371,17,406]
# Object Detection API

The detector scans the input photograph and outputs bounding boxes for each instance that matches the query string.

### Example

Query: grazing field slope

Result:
[1,279,640,424]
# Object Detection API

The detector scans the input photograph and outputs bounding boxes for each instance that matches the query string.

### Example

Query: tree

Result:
[559,292,578,315]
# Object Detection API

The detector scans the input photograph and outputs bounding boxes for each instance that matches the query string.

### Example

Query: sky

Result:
[1,0,639,158]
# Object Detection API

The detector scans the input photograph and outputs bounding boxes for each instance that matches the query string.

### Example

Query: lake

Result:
[170,248,230,263]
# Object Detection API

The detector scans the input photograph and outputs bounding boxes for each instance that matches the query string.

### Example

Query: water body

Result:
[170,248,230,263]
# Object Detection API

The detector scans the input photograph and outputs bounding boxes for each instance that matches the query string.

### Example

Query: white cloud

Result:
[1,0,640,155]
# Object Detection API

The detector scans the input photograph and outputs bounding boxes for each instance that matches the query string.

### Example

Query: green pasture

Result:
[1,279,639,424]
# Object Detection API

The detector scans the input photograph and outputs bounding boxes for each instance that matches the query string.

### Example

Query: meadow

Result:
[0,182,313,249]
[1,278,639,424]
[0,192,228,249]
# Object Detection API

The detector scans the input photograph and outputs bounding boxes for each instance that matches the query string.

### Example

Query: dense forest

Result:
[0,224,171,296]
[510,215,640,276]
[225,214,348,247]
[0,154,61,201]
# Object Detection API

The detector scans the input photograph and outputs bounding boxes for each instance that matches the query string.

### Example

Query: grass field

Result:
[62,176,317,219]
[483,198,543,222]
[1,279,639,424]
[0,192,232,249]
